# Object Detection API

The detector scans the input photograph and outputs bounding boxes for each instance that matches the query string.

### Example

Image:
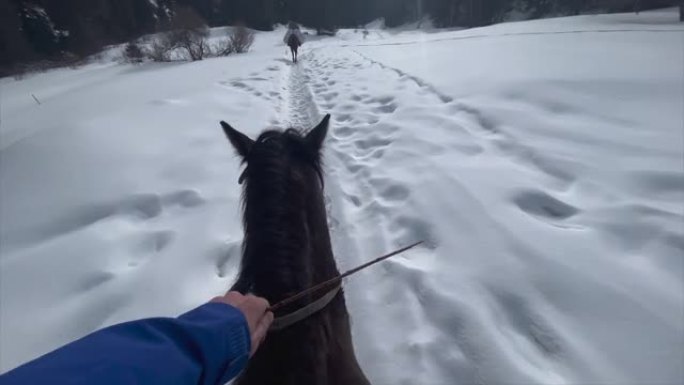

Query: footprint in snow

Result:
[230,80,248,89]
[380,184,410,202]
[149,99,188,107]
[213,241,241,278]
[370,96,395,105]
[369,178,410,203]
[335,114,352,123]
[513,190,580,225]
[354,136,392,151]
[128,230,175,267]
[489,287,563,357]
[77,271,116,291]
[321,92,339,101]
[373,103,398,114]
[334,126,356,139]
[348,194,362,207]
[389,215,437,250]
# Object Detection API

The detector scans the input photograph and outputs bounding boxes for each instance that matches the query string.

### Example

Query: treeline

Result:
[423,0,677,27]
[153,0,680,29]
[168,0,679,29]
[0,0,678,75]
[1,0,176,74]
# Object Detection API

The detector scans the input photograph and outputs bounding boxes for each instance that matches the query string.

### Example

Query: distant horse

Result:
[288,33,301,63]
[220,115,370,385]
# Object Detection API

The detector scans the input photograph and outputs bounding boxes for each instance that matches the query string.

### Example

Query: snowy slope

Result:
[1,8,683,384]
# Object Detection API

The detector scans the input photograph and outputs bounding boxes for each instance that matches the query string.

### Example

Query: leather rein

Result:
[269,285,341,332]
[267,241,423,332]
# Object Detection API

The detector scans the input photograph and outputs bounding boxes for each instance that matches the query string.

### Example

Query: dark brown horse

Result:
[288,33,301,63]
[220,115,370,385]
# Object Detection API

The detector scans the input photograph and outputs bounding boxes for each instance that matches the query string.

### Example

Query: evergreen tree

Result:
[0,0,35,71]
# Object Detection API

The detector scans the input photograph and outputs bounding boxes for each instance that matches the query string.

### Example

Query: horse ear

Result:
[221,121,254,158]
[305,114,330,151]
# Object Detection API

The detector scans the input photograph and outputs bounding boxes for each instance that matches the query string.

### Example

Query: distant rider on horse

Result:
[284,22,304,63]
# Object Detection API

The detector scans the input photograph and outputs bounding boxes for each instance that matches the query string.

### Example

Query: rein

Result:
[270,285,341,331]
[268,241,423,332]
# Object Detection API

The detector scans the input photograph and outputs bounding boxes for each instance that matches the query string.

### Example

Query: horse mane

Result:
[234,128,325,304]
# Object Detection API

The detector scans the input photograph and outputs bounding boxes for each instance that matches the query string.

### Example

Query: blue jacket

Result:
[0,302,250,385]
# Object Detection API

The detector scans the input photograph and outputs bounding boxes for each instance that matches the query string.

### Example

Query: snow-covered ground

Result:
[1,8,682,384]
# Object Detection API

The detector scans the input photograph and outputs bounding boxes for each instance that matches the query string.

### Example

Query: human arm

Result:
[0,292,273,385]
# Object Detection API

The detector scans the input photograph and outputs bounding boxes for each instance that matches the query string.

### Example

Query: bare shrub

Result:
[168,27,210,61]
[141,10,255,62]
[147,36,173,62]
[229,25,254,54]
[209,25,255,58]
[212,38,234,57]
[144,6,211,62]
[167,6,210,61]
[123,41,145,63]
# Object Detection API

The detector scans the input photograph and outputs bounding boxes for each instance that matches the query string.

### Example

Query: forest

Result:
[0,0,679,74]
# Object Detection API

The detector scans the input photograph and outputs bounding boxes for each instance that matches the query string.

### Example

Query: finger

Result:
[224,291,245,305]
[242,295,270,330]
[250,312,274,356]
[211,292,244,308]
[251,312,273,347]
[255,311,274,339]
[245,294,270,313]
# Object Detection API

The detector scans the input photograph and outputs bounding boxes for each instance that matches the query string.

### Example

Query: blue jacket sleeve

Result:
[0,302,251,385]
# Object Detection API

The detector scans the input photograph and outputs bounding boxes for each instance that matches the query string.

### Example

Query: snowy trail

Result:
[284,35,681,383]
[284,46,580,383]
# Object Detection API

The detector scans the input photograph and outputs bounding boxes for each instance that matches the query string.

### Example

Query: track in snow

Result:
[223,44,617,384]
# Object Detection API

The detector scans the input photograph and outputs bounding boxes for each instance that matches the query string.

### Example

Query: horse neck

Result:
[240,174,339,303]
